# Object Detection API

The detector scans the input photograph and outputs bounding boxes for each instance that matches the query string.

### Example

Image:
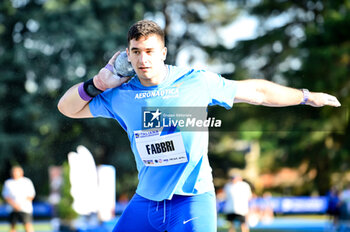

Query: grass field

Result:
[0,222,52,232]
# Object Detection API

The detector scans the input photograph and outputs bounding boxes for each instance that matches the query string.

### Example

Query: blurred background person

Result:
[1,165,36,232]
[223,174,252,232]
[258,192,274,224]
[246,193,260,227]
[326,186,340,229]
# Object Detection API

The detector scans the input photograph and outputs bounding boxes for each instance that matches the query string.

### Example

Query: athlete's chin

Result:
[136,71,154,80]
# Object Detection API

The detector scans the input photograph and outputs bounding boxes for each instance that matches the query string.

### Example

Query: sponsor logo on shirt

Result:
[142,159,169,165]
[135,88,179,99]
[134,129,160,138]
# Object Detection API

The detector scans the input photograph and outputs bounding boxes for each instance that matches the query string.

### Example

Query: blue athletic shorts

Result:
[113,191,217,232]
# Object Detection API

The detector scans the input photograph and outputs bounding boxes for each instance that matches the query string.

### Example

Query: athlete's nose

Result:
[139,52,150,65]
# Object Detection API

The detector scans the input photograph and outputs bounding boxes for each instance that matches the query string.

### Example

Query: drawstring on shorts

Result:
[163,200,166,223]
[155,200,167,223]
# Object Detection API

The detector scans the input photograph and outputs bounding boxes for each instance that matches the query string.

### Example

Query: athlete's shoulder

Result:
[168,65,216,81]
[167,65,192,80]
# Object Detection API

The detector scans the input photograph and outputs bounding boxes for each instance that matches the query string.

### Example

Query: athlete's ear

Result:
[126,48,130,62]
[162,47,167,61]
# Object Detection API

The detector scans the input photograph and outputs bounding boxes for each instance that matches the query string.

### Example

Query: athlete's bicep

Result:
[233,80,264,105]
[69,103,93,118]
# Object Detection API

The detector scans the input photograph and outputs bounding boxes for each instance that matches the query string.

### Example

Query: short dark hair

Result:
[128,20,165,47]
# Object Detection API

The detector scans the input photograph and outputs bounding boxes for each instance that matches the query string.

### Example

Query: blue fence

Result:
[0,196,329,218]
[0,202,53,218]
[253,196,328,214]
[218,196,328,215]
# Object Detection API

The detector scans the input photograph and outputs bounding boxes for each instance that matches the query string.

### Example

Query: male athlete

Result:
[58,20,341,232]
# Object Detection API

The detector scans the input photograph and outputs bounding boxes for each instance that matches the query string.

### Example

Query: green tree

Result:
[0,0,159,196]
[56,162,77,221]
[1,0,348,199]
[0,0,243,197]
[216,0,350,194]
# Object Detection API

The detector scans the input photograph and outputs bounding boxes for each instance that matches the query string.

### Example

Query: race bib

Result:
[134,129,188,167]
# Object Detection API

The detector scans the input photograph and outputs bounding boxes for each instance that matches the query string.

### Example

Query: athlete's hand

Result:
[307,92,341,107]
[93,51,131,91]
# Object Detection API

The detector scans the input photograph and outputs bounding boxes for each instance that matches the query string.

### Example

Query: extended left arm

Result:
[234,79,341,107]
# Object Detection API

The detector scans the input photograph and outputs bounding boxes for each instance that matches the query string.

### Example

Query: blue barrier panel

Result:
[33,202,54,217]
[0,204,9,217]
[249,196,328,214]
[1,196,328,218]
[278,196,328,214]
[0,202,53,218]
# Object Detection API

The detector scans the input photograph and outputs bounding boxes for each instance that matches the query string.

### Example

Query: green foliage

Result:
[56,162,77,220]
[220,0,350,194]
[0,0,147,197]
[0,0,349,199]
[0,0,241,198]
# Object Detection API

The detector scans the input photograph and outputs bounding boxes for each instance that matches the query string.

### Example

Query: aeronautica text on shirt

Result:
[135,88,179,99]
[142,107,222,131]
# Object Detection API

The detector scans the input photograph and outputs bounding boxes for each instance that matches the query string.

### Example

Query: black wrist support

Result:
[83,78,103,98]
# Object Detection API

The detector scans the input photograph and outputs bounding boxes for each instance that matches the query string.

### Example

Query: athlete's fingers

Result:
[119,76,132,84]
[326,95,341,107]
[108,51,121,65]
[320,93,341,107]
[309,93,341,107]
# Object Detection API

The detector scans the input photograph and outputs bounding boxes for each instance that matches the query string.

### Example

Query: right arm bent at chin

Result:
[57,83,94,119]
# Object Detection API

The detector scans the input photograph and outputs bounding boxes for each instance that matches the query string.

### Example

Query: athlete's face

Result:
[127,35,167,86]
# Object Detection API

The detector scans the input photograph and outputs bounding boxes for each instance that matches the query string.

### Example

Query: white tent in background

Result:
[97,165,116,221]
[68,145,99,215]
[67,145,116,222]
